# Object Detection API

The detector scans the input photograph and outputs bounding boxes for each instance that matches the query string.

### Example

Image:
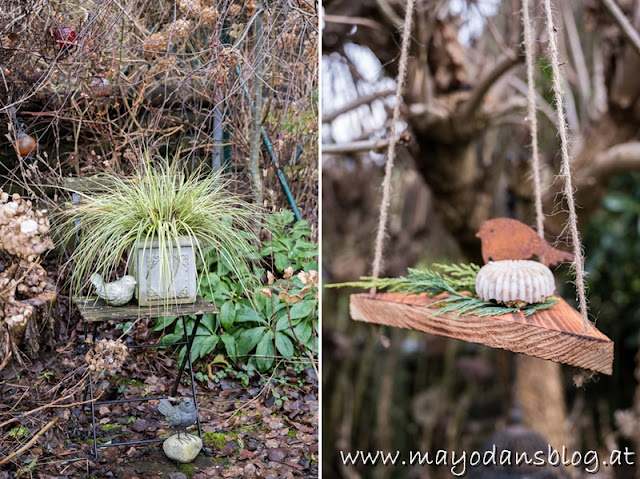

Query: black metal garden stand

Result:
[75,296,218,460]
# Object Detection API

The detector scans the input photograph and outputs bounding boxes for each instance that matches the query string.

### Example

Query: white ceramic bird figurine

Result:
[90,273,137,306]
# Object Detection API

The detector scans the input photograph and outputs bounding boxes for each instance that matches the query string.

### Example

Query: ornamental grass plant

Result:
[57,154,262,304]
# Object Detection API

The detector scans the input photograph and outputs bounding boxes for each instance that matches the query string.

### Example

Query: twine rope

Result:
[542,0,590,330]
[522,0,545,239]
[370,0,416,295]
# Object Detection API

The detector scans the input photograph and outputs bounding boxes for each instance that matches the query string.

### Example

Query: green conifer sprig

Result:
[326,263,558,317]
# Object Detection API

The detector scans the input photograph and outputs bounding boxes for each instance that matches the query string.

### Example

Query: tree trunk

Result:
[515,356,569,451]
[0,279,57,368]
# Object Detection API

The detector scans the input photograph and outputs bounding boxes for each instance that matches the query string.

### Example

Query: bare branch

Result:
[323,88,396,123]
[592,42,608,117]
[601,0,640,57]
[323,14,386,33]
[473,3,515,59]
[484,96,528,121]
[562,1,591,104]
[509,77,558,125]
[374,0,403,30]
[588,141,640,178]
[462,53,523,117]
[323,133,410,155]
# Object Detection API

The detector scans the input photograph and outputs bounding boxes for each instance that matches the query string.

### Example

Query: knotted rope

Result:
[370,0,416,295]
[522,0,545,239]
[541,0,590,330]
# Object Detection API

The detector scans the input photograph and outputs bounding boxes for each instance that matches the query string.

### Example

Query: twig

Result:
[0,329,11,373]
[323,88,396,123]
[509,77,558,125]
[0,259,40,297]
[474,3,515,59]
[561,1,591,104]
[322,134,409,155]
[1,373,99,425]
[0,417,59,466]
[462,53,523,117]
[0,417,19,430]
[601,0,640,57]
[589,141,640,178]
[249,0,265,206]
[322,14,386,33]
[523,0,545,237]
[373,0,403,29]
[592,42,608,116]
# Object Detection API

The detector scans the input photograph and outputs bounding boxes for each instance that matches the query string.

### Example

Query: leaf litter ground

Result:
[0,298,318,479]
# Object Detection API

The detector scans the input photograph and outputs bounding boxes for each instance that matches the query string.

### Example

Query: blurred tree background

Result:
[322,0,640,477]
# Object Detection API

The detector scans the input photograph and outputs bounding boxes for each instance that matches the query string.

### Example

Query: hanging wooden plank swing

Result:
[350,292,613,375]
[342,0,614,376]
[348,217,614,375]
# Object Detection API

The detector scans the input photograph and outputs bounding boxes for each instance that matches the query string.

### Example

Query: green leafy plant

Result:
[17,456,37,476]
[154,210,318,373]
[36,370,54,381]
[56,151,262,303]
[9,426,29,440]
[260,210,317,273]
[328,263,558,317]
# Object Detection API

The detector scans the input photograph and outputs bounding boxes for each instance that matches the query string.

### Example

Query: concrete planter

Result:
[130,237,198,306]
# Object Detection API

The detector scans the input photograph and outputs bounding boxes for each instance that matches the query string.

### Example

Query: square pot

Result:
[130,237,198,306]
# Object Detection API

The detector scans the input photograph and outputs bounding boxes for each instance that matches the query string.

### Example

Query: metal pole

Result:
[234,66,303,221]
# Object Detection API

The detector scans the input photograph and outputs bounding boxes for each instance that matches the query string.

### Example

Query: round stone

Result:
[162,433,203,463]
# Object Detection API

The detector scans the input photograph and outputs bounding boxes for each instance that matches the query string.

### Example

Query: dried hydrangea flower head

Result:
[85,338,129,375]
[0,190,53,261]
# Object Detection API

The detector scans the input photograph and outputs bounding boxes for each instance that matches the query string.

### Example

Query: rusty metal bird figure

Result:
[476,218,574,267]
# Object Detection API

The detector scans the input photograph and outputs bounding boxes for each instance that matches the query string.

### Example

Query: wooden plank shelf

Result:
[73,296,217,322]
[350,292,613,375]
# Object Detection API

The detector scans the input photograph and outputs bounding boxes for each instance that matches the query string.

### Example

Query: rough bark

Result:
[0,279,57,367]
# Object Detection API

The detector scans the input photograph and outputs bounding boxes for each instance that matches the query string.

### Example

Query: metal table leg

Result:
[171,315,203,438]
[86,313,208,459]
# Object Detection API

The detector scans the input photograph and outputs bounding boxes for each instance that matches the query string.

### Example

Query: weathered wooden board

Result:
[350,293,613,375]
[73,296,217,322]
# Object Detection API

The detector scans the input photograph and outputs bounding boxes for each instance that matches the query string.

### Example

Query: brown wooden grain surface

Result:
[350,293,614,375]
[73,296,217,322]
